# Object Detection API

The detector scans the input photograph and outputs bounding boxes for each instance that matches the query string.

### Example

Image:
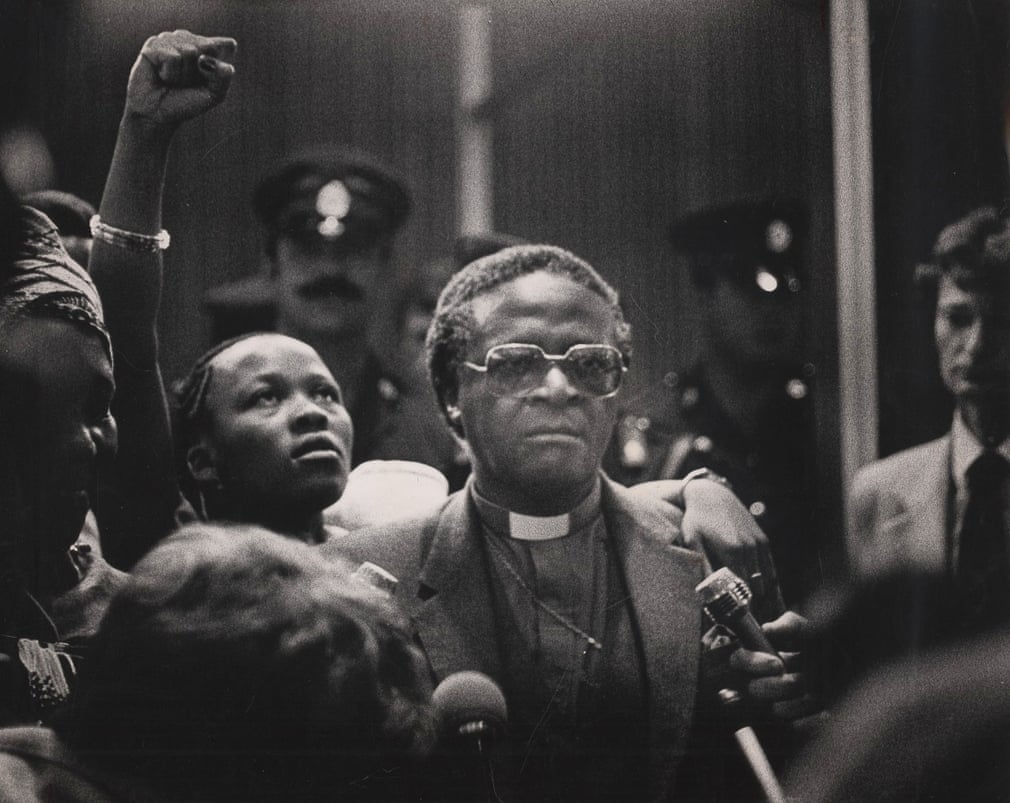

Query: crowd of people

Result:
[1,25,1008,803]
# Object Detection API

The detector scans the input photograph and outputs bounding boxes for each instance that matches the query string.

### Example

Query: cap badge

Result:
[755,266,779,294]
[765,219,792,254]
[315,180,352,240]
[786,378,808,399]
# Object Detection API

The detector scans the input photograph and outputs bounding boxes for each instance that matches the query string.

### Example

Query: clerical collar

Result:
[951,412,1010,492]
[470,477,602,540]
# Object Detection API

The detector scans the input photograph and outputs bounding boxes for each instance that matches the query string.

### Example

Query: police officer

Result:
[204,145,451,470]
[613,198,820,607]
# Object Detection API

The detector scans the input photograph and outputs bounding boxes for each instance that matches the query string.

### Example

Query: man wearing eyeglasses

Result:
[325,244,814,802]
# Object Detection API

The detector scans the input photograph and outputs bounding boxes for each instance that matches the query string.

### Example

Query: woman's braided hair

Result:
[169,332,270,518]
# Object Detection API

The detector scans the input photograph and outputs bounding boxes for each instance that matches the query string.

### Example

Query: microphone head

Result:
[696,566,753,623]
[432,671,508,742]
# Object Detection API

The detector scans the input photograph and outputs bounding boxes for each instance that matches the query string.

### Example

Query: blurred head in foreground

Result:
[63,523,436,801]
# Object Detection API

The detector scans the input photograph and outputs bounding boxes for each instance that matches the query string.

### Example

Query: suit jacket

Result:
[322,474,706,801]
[826,436,964,688]
[846,435,950,581]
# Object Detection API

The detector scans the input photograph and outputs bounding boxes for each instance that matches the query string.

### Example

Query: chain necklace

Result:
[483,532,603,651]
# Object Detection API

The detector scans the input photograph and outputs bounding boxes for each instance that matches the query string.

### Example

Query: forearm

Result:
[90,119,181,566]
[89,28,238,565]
[90,115,175,368]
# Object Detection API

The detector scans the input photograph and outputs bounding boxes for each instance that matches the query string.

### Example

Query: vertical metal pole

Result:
[830,0,877,508]
[458,5,494,234]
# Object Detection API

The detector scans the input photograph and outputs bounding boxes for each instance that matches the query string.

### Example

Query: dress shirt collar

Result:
[951,412,1010,493]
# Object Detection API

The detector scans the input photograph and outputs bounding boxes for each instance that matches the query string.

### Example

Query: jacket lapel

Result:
[601,478,706,798]
[889,437,951,574]
[412,492,502,682]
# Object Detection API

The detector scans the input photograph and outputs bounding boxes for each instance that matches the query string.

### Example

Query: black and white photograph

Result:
[0,1,1008,800]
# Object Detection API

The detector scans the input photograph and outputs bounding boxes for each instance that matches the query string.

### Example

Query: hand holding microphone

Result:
[697,568,819,803]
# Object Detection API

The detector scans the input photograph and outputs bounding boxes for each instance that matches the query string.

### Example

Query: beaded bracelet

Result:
[89,215,170,253]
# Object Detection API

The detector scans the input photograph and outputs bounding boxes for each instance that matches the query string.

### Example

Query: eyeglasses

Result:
[464,343,627,398]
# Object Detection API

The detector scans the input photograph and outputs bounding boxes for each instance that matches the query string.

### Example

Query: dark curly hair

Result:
[63,523,437,801]
[915,206,1010,310]
[425,244,632,435]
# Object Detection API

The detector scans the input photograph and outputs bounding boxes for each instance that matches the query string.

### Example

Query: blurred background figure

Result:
[395,232,526,389]
[785,627,1010,803]
[20,189,96,268]
[832,206,1010,679]
[203,146,434,469]
[391,230,527,490]
[611,198,821,608]
[0,524,437,802]
[0,171,123,726]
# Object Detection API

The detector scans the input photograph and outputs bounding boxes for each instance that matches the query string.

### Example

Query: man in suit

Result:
[846,206,1010,658]
[325,244,811,801]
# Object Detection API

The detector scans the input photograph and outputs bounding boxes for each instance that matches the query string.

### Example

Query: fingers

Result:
[203,36,238,62]
[746,670,803,699]
[143,30,236,89]
[730,645,785,677]
[761,610,812,652]
[128,30,236,126]
[198,55,236,100]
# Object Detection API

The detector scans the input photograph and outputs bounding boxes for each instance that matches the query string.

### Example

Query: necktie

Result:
[956,451,1010,632]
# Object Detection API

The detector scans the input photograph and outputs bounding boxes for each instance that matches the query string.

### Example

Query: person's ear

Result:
[443,395,465,438]
[186,443,220,486]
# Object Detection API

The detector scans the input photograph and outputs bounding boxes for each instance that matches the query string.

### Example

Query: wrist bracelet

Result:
[89,215,170,253]
[678,467,731,505]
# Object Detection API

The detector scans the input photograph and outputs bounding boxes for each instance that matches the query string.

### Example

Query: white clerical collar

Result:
[507,511,571,541]
[951,412,1010,493]
[469,477,602,541]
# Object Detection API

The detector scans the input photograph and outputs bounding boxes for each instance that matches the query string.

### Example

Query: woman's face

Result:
[0,316,117,561]
[197,334,353,519]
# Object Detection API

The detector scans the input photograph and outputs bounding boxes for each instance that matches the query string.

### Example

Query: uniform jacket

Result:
[610,363,820,607]
[321,474,706,800]
[846,435,950,581]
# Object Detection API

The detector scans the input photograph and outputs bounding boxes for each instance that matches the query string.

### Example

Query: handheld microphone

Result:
[432,670,507,751]
[432,672,507,803]
[696,567,780,657]
[696,567,786,803]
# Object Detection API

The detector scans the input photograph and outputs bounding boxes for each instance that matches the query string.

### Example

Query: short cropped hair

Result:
[426,244,632,434]
[170,332,270,517]
[64,523,436,801]
[915,206,1010,309]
